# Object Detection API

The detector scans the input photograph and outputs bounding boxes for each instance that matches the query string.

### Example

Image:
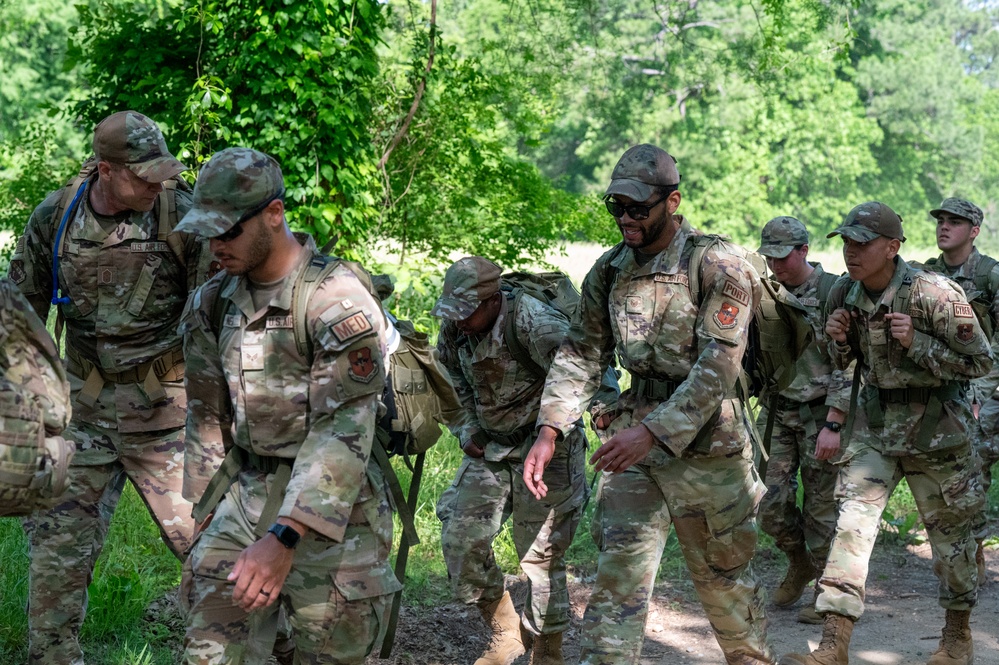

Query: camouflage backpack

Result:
[499,271,581,377]
[685,235,815,399]
[920,254,999,341]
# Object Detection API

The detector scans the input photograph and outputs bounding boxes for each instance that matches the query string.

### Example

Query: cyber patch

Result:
[348,347,378,382]
[721,281,750,306]
[331,311,373,344]
[956,324,976,345]
[714,302,740,329]
[8,259,25,285]
[953,303,974,319]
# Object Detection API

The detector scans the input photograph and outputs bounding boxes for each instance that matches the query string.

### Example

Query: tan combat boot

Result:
[926,609,974,665]
[529,631,564,665]
[779,612,854,665]
[475,591,527,665]
[775,544,816,607]
[975,539,986,586]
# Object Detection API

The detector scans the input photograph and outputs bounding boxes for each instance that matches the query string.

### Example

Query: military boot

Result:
[529,631,564,665]
[975,539,986,586]
[779,612,854,665]
[775,544,816,607]
[475,591,527,665]
[926,609,974,665]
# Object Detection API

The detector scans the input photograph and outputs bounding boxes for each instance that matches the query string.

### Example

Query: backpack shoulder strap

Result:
[157,181,187,268]
[502,289,546,379]
[292,255,341,362]
[686,234,723,304]
[974,254,999,297]
[815,270,840,309]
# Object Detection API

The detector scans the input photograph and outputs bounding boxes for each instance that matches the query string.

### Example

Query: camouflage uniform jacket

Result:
[0,278,71,436]
[779,263,851,411]
[8,177,212,444]
[439,293,616,461]
[828,257,993,455]
[180,236,390,542]
[917,247,999,405]
[539,217,762,459]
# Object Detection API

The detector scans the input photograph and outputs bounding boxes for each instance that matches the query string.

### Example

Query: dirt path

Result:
[374,541,998,665]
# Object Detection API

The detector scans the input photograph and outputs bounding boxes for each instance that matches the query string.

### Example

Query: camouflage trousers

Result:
[973,395,999,540]
[816,442,983,619]
[435,431,587,635]
[23,419,193,665]
[756,401,839,568]
[579,446,773,665]
[182,467,401,665]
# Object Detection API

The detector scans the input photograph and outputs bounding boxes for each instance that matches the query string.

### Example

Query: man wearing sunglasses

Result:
[525,144,775,664]
[177,147,401,663]
[917,198,999,587]
[6,111,214,665]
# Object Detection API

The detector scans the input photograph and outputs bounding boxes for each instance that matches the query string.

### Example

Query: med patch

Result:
[331,311,373,345]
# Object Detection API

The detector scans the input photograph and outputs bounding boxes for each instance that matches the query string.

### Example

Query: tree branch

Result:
[377,0,437,171]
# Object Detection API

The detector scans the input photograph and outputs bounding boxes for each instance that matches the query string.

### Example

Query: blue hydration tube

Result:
[51,182,87,306]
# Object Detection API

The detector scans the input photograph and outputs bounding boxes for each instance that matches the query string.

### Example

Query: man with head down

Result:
[525,144,775,664]
[782,202,990,665]
[0,277,72,517]
[432,257,618,665]
[917,197,999,584]
[755,216,850,624]
[177,147,401,663]
[7,110,213,664]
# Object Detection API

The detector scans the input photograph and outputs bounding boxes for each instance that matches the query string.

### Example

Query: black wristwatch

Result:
[823,421,843,433]
[268,523,301,549]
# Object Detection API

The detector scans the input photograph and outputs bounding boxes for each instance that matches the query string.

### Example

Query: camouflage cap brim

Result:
[757,244,795,259]
[128,155,188,183]
[605,178,654,202]
[827,225,880,242]
[430,295,479,321]
[175,206,238,237]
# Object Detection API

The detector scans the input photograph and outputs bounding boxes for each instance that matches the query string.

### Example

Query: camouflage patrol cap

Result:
[930,198,983,227]
[92,111,187,183]
[605,144,680,201]
[827,201,906,243]
[431,256,503,321]
[175,147,285,237]
[758,216,809,258]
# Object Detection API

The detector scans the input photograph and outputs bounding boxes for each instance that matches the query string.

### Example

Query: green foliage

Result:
[0,484,181,664]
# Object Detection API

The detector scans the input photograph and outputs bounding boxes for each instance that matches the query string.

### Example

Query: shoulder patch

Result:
[15,235,25,254]
[714,302,740,329]
[347,346,378,382]
[721,280,750,307]
[331,311,373,344]
[953,302,974,319]
[956,323,976,345]
[9,260,25,285]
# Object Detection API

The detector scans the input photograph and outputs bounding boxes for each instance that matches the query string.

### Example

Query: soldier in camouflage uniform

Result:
[526,144,775,665]
[0,278,72,517]
[7,111,213,665]
[755,217,850,624]
[916,198,998,585]
[177,147,401,664]
[783,202,991,665]
[433,257,618,665]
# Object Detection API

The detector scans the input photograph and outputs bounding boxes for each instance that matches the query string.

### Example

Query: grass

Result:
[0,483,184,665]
[1,437,996,663]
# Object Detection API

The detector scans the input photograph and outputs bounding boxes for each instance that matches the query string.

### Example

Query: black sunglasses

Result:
[212,190,285,242]
[604,189,675,221]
